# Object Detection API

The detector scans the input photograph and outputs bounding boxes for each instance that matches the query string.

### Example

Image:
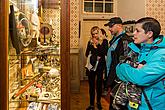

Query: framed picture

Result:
[123,20,136,37]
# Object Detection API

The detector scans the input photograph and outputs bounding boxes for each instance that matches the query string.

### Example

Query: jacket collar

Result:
[129,35,165,53]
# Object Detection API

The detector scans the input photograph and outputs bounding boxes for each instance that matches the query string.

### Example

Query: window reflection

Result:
[105,3,113,13]
[95,3,103,12]
[84,2,93,12]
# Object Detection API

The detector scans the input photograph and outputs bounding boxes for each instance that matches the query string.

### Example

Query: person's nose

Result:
[93,34,98,37]
[133,30,136,36]
[108,27,112,32]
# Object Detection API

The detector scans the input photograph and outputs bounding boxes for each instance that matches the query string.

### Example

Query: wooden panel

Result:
[0,0,9,110]
[61,0,70,109]
[70,48,80,93]
[42,0,60,9]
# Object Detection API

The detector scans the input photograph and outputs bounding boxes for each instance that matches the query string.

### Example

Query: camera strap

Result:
[139,61,153,110]
[141,87,153,110]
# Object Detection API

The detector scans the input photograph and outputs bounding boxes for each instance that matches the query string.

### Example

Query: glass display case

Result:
[9,0,61,109]
[0,0,70,110]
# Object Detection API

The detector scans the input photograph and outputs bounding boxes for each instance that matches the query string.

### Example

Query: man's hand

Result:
[137,64,144,68]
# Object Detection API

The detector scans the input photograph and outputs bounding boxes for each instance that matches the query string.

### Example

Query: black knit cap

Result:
[104,17,122,27]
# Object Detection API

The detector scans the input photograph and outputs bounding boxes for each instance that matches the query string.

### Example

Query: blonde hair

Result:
[90,26,100,35]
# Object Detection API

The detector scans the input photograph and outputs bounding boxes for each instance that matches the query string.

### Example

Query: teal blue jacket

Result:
[116,35,165,110]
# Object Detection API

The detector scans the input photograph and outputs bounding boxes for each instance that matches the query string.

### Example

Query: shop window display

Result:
[9,0,61,109]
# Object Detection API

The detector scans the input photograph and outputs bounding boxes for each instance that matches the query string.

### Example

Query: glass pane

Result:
[95,3,103,12]
[84,2,93,12]
[9,0,61,109]
[105,3,113,13]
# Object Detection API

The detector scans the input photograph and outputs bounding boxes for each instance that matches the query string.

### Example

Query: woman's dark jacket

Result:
[85,39,108,69]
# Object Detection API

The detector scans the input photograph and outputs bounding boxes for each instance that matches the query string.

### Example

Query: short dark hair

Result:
[136,17,161,40]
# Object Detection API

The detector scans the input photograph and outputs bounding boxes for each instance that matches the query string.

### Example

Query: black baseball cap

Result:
[104,17,122,27]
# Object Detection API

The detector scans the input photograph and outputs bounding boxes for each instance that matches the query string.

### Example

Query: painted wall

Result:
[117,0,145,21]
[70,0,80,48]
[145,0,165,35]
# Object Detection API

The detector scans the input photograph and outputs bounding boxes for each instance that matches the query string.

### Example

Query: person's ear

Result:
[147,31,153,39]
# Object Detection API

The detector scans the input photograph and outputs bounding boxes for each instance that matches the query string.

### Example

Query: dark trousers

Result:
[103,67,108,90]
[87,69,103,106]
[109,95,115,110]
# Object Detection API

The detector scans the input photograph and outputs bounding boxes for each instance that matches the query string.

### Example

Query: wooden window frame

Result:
[83,0,115,14]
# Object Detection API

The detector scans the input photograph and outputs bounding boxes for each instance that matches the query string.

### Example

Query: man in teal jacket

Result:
[116,17,165,110]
